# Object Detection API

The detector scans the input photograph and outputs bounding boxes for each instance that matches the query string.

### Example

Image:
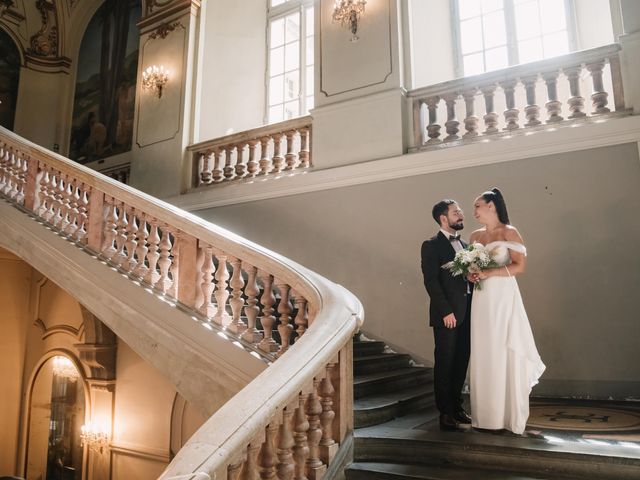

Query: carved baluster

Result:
[298,127,310,168]
[228,461,243,480]
[114,203,129,266]
[124,208,139,272]
[223,146,236,181]
[59,176,73,233]
[259,136,272,175]
[292,394,309,480]
[242,263,263,344]
[425,96,441,144]
[52,173,64,227]
[144,220,161,285]
[133,215,150,279]
[7,152,19,199]
[200,151,212,185]
[564,66,586,119]
[305,380,326,479]
[284,130,298,170]
[156,226,173,293]
[75,186,89,243]
[42,169,56,222]
[443,94,460,142]
[15,154,27,204]
[258,272,278,353]
[587,60,610,114]
[213,253,230,326]
[246,140,259,177]
[259,424,278,480]
[65,180,80,237]
[481,85,499,134]
[277,407,295,480]
[212,147,224,183]
[271,133,285,173]
[543,71,564,123]
[521,75,541,126]
[241,441,261,480]
[319,365,337,464]
[168,233,179,298]
[501,80,520,130]
[101,198,118,260]
[235,142,248,178]
[37,167,50,218]
[227,256,247,334]
[199,245,217,318]
[462,89,479,138]
[292,291,308,340]
[276,281,293,357]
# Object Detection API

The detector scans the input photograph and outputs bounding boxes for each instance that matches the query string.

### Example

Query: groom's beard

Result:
[451,222,464,231]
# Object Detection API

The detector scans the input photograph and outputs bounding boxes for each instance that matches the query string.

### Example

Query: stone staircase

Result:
[348,337,640,480]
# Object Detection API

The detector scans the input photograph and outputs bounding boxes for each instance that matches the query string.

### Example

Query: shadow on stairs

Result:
[348,336,640,480]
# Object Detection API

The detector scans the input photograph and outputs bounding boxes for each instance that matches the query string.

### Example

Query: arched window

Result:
[0,28,21,131]
[453,0,576,76]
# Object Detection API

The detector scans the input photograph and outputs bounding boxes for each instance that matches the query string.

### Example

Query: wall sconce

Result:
[332,0,367,42]
[142,65,170,98]
[80,422,110,454]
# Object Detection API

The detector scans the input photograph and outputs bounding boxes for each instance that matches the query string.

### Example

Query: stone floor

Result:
[412,398,640,455]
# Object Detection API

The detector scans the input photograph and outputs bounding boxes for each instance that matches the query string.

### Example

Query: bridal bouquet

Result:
[443,243,497,290]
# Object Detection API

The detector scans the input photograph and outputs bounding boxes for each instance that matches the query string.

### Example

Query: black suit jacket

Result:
[421,232,470,328]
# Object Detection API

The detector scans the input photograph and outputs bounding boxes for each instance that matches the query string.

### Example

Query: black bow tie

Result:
[449,235,461,242]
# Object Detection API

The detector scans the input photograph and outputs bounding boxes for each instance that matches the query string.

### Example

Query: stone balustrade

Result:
[0,126,361,480]
[189,116,312,188]
[409,44,628,150]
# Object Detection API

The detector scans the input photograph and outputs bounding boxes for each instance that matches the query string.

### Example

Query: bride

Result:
[469,188,545,435]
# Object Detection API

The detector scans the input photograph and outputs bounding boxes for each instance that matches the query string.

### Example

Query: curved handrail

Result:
[0,126,363,479]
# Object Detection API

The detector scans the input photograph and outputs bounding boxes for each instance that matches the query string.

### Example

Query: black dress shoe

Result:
[439,413,460,431]
[453,409,472,424]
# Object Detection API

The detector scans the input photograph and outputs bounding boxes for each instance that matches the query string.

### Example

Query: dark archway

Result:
[0,28,21,131]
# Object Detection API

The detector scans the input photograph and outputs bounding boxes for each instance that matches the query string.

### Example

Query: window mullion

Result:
[299,4,305,114]
[504,0,519,66]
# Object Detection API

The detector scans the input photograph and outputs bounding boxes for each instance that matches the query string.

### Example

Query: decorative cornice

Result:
[167,114,640,211]
[148,20,181,40]
[24,53,72,73]
[138,0,199,33]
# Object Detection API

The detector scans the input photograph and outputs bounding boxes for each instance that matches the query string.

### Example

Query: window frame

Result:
[265,0,315,124]
[451,0,578,78]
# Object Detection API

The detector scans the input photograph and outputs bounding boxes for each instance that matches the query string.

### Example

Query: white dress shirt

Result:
[440,229,463,253]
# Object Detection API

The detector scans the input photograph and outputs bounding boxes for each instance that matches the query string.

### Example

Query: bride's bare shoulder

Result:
[504,225,524,242]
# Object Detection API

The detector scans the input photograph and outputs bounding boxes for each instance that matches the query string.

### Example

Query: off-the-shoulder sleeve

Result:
[505,241,527,256]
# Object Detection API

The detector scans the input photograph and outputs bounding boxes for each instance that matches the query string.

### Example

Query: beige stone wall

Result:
[0,249,31,474]
[198,142,640,399]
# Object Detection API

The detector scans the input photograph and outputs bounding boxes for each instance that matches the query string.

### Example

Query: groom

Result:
[421,199,472,431]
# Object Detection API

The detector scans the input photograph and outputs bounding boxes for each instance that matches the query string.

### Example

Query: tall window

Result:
[267,0,314,124]
[454,0,576,76]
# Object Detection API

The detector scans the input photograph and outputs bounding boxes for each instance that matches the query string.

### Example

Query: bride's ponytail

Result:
[482,187,510,224]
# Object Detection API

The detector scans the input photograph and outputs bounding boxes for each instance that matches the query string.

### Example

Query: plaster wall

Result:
[199,142,640,399]
[196,0,267,140]
[0,251,31,474]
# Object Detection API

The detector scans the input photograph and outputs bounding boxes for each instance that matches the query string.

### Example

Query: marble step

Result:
[354,428,640,480]
[354,385,435,428]
[353,340,387,357]
[354,353,413,375]
[354,367,433,399]
[346,462,579,480]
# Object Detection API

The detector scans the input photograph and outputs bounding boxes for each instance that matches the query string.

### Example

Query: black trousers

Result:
[432,300,471,415]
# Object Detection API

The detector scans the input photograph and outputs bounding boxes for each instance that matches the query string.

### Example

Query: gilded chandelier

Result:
[332,0,367,42]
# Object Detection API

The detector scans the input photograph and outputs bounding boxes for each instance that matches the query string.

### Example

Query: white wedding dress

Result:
[470,241,545,434]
